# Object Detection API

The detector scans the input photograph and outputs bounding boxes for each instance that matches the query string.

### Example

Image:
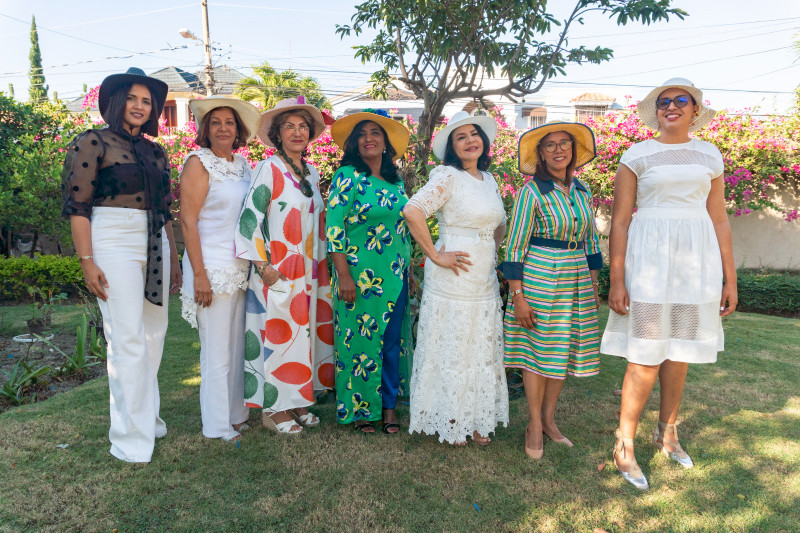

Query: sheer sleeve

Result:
[157,143,174,221]
[405,165,456,218]
[326,166,357,253]
[498,184,538,280]
[61,130,105,218]
[235,159,274,262]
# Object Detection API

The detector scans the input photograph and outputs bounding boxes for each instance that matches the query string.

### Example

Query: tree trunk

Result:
[28,230,38,258]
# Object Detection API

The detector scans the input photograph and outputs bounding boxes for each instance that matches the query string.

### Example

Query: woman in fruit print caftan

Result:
[234,96,334,434]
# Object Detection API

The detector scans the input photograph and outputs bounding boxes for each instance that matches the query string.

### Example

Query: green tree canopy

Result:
[28,15,48,105]
[337,0,687,173]
[235,62,330,110]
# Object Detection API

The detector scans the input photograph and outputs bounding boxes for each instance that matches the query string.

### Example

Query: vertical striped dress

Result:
[501,175,603,378]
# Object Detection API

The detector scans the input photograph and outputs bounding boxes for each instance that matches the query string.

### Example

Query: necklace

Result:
[276,146,313,198]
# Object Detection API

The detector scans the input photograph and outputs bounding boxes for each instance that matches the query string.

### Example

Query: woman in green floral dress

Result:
[327,110,413,434]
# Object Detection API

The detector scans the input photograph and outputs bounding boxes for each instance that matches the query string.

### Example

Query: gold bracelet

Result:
[591,281,600,288]
[256,263,271,276]
[79,255,93,262]
[509,289,523,298]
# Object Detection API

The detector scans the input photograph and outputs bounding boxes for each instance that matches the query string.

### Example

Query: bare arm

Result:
[179,156,212,307]
[607,164,637,316]
[70,215,108,301]
[402,204,471,275]
[706,176,738,316]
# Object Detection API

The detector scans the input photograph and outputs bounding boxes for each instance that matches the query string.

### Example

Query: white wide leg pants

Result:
[196,289,249,439]
[91,207,169,463]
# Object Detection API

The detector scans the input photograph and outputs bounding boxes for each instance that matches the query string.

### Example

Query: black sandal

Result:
[382,422,400,434]
[354,421,375,434]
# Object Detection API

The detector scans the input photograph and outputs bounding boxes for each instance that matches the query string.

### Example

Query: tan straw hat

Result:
[431,110,498,160]
[331,109,410,161]
[518,122,596,175]
[257,95,327,147]
[637,77,716,132]
[189,95,262,143]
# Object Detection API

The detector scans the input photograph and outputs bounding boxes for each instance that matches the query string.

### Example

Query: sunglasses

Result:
[298,178,314,198]
[656,95,692,110]
[540,139,573,153]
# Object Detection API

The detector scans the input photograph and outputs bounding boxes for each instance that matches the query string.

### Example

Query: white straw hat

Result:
[637,77,716,132]
[257,96,326,147]
[431,111,498,160]
[189,95,261,143]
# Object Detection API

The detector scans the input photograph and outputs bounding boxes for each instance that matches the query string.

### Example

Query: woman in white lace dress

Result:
[180,96,261,442]
[602,78,738,490]
[404,111,509,445]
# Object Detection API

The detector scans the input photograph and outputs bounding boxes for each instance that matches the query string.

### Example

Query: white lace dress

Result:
[407,165,509,443]
[601,139,725,364]
[180,148,251,327]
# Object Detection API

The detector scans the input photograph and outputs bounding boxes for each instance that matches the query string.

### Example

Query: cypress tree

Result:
[28,15,48,104]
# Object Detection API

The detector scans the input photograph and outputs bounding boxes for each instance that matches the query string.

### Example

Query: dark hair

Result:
[534,131,578,184]
[195,106,250,150]
[267,109,317,148]
[338,120,401,184]
[104,82,161,137]
[442,123,492,171]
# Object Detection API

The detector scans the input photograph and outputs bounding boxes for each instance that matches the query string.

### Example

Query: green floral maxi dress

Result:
[326,165,413,424]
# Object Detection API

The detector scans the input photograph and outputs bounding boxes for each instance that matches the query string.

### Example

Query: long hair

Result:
[267,109,317,149]
[442,123,492,171]
[534,131,578,184]
[194,106,250,150]
[338,120,400,184]
[104,83,160,137]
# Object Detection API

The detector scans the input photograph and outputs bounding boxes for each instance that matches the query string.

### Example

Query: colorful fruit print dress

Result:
[234,155,335,412]
[326,165,413,425]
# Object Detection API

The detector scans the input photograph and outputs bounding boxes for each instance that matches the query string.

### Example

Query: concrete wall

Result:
[594,187,800,270]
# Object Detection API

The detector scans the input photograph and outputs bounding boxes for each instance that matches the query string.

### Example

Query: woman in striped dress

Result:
[500,123,602,459]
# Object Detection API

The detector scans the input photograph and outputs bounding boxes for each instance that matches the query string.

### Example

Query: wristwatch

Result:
[509,289,523,298]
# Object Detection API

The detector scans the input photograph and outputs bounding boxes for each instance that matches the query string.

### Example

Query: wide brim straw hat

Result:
[518,122,596,175]
[98,67,168,122]
[637,77,716,133]
[331,110,410,161]
[257,96,327,147]
[431,110,498,160]
[189,95,262,143]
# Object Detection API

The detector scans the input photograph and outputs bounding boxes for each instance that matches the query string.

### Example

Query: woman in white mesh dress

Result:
[601,78,737,490]
[404,111,509,445]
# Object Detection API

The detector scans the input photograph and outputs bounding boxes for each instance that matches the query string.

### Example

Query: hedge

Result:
[0,255,83,302]
[595,266,800,318]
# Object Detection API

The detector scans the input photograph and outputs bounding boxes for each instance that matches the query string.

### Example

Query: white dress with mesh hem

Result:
[601,138,725,365]
[406,165,509,443]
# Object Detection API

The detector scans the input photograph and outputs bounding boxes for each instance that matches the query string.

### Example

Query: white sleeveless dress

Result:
[601,138,725,365]
[407,165,509,443]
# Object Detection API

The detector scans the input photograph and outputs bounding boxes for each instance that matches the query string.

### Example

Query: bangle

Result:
[79,255,93,262]
[509,289,523,298]
[591,281,600,288]
[256,263,271,276]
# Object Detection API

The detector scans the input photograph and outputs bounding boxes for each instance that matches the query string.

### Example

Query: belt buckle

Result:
[567,239,578,251]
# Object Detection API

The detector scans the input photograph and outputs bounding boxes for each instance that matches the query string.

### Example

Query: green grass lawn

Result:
[1,300,798,532]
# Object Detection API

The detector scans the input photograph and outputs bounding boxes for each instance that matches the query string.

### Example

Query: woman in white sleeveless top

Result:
[602,78,737,490]
[180,96,261,442]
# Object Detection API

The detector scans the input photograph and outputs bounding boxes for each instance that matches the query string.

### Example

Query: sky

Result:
[1,0,798,115]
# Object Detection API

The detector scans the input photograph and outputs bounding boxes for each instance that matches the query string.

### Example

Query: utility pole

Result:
[201,0,214,96]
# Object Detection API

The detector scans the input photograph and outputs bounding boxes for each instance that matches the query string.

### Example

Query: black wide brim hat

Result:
[98,67,168,122]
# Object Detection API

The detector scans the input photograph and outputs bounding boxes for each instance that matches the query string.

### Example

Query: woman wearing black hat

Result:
[61,67,181,463]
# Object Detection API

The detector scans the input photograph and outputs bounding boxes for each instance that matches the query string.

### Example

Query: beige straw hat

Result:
[189,95,262,143]
[257,96,327,147]
[518,122,596,175]
[637,77,716,132]
[331,109,410,161]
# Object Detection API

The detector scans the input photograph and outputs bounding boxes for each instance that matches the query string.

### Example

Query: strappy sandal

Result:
[652,421,694,468]
[382,422,400,434]
[354,421,375,434]
[290,409,320,428]
[262,412,303,435]
[613,429,649,490]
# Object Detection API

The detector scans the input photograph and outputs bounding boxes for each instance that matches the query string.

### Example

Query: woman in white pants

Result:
[61,67,181,463]
[179,96,261,442]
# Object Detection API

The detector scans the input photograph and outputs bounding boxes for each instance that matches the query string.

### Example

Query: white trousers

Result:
[196,289,249,439]
[91,207,168,463]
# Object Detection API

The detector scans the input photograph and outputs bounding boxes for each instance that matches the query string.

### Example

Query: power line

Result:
[567,15,800,40]
[0,46,188,77]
